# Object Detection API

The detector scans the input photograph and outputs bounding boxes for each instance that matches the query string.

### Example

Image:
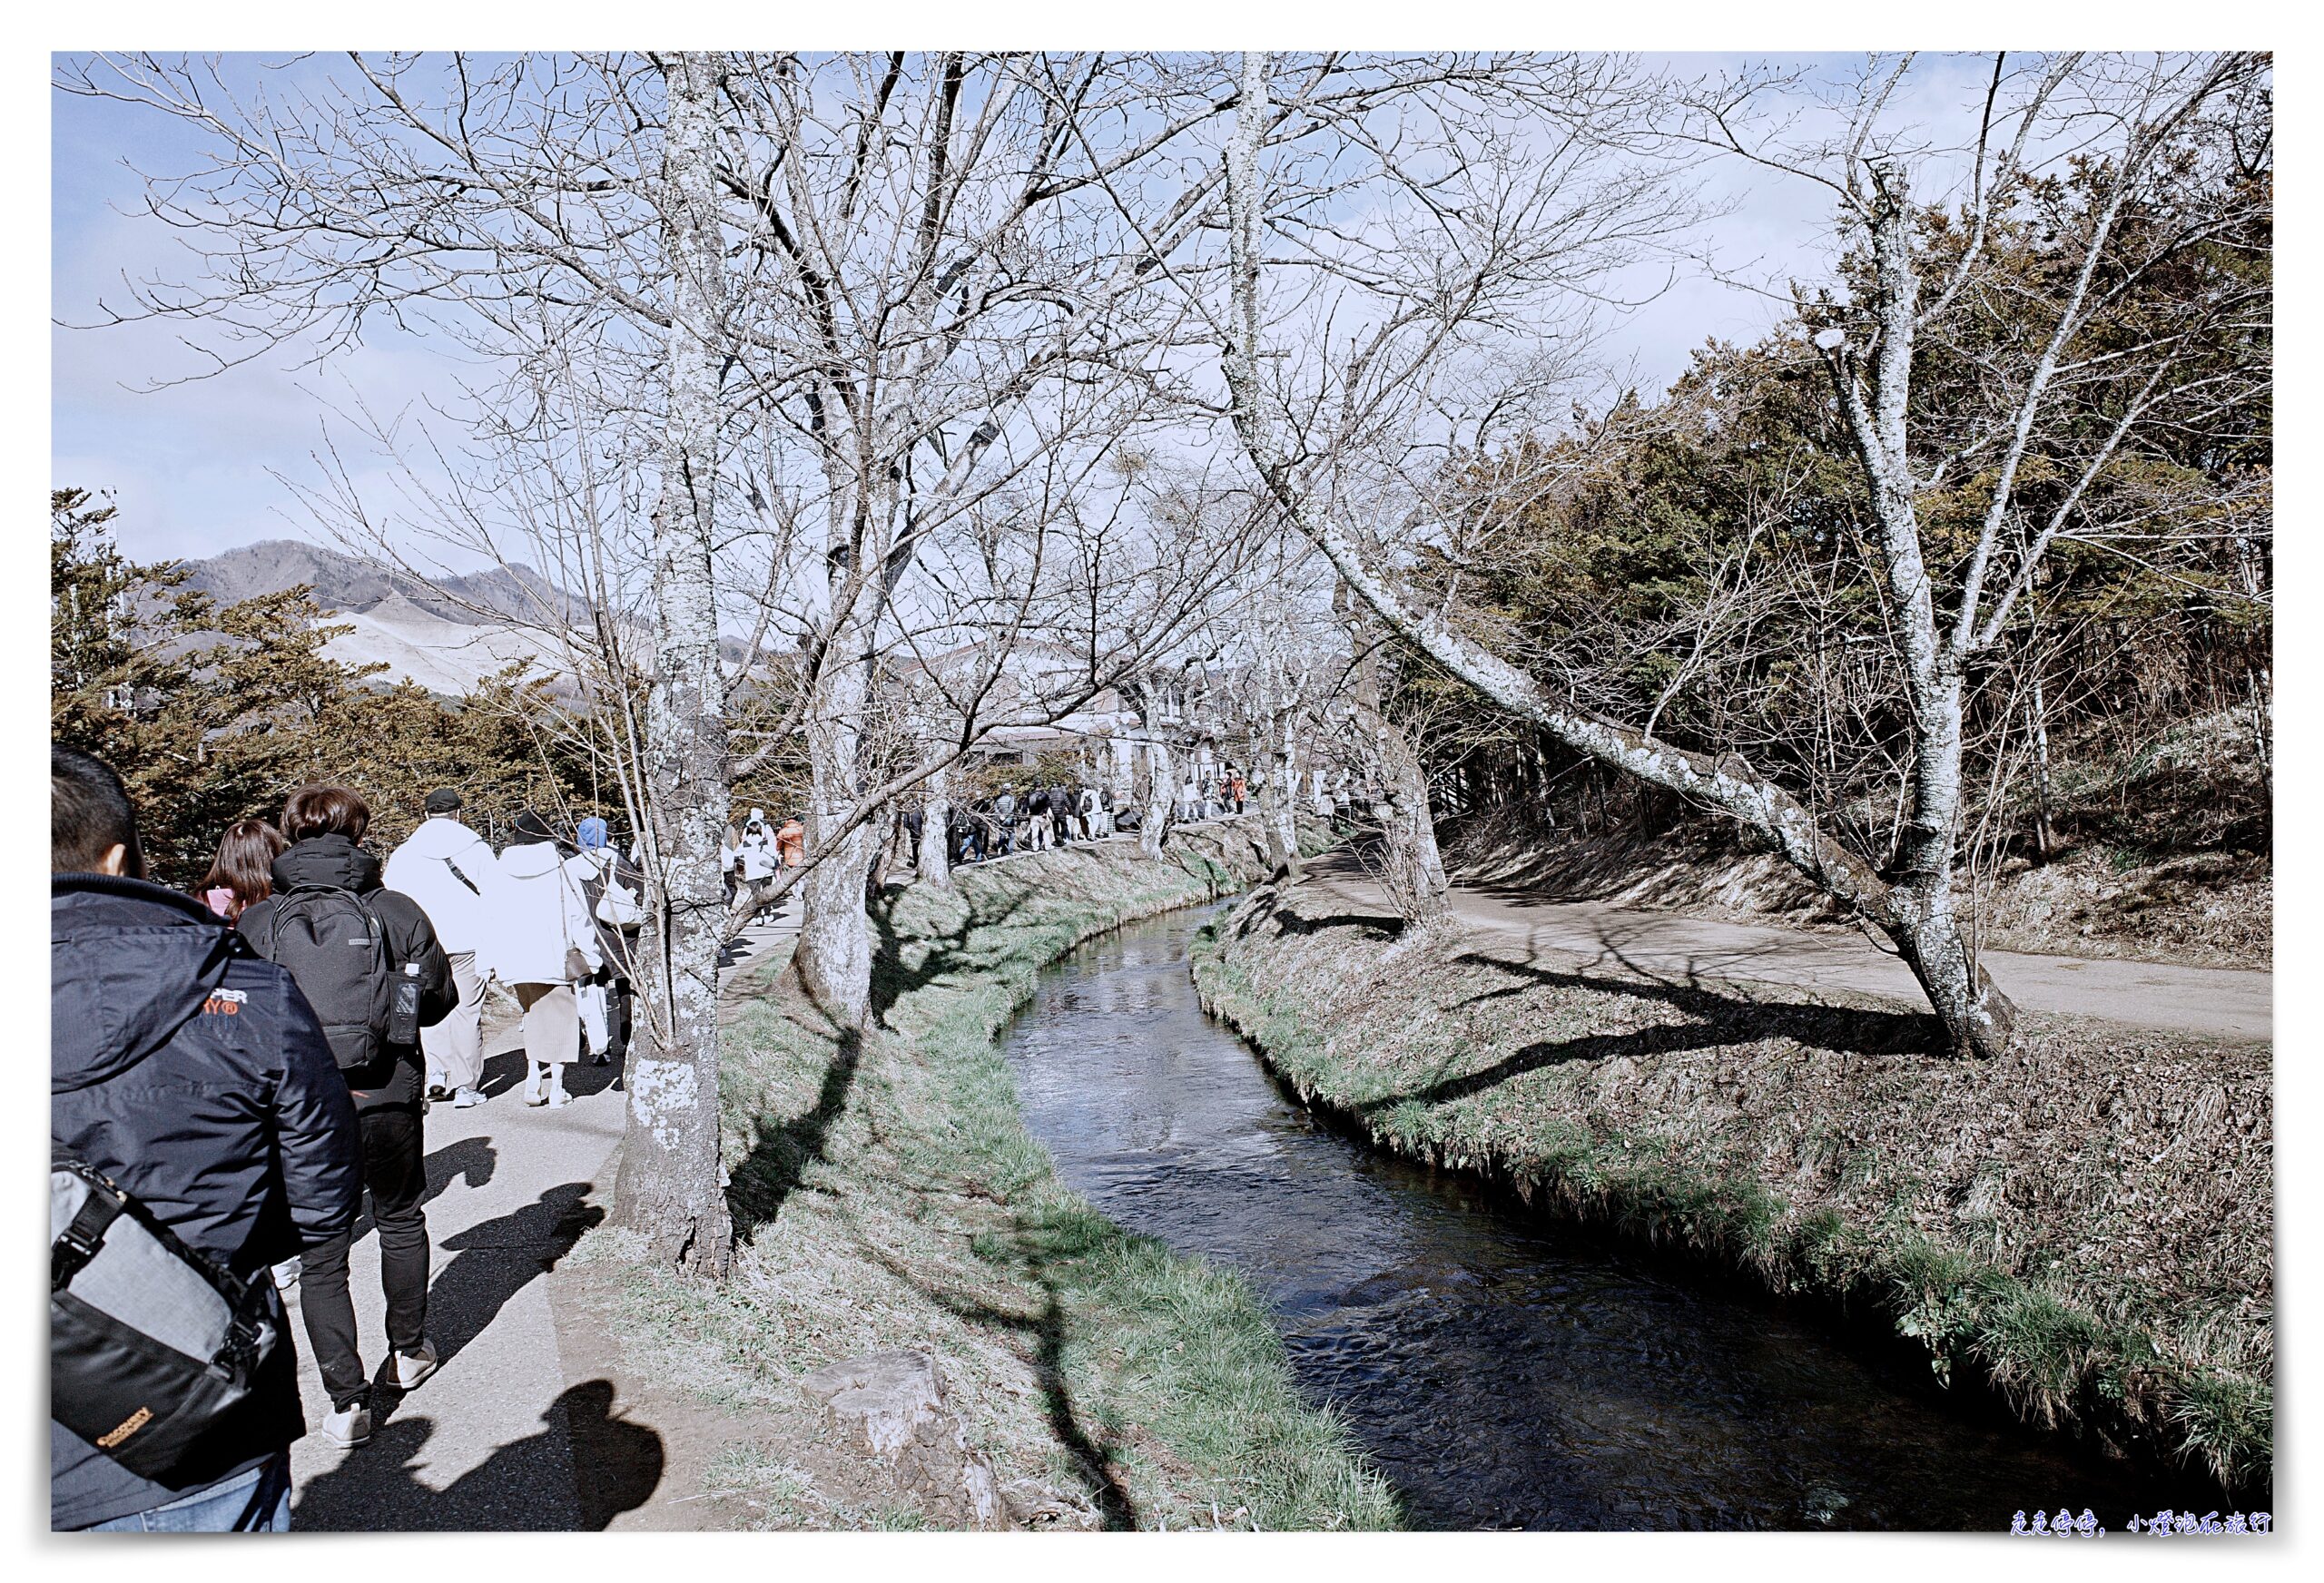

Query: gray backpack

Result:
[50,1149,284,1486]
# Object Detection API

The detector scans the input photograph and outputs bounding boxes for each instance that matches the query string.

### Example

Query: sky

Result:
[50,52,1974,565]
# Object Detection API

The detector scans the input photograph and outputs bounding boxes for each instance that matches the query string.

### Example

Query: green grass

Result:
[1190,890,2273,1498]
[575,823,1397,1531]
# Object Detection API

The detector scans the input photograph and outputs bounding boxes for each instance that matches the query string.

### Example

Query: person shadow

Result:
[291,1381,664,1530]
[421,1136,497,1208]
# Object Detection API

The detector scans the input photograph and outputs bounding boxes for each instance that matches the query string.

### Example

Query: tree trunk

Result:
[1264,713,1302,876]
[1139,736,1174,860]
[613,49,734,1278]
[795,640,877,1026]
[921,760,953,892]
[1885,670,2006,1057]
[1375,713,1450,921]
[2028,664,2054,863]
[1344,598,1446,922]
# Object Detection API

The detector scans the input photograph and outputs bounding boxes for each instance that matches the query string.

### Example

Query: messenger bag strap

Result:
[51,1166,125,1290]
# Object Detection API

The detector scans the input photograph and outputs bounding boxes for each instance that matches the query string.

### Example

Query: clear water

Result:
[1000,906,2203,1531]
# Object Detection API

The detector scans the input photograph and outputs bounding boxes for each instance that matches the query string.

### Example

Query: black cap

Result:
[424,788,463,813]
[512,810,557,843]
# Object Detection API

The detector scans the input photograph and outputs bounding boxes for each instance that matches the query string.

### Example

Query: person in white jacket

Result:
[493,811,602,1108]
[737,809,777,885]
[382,788,502,1108]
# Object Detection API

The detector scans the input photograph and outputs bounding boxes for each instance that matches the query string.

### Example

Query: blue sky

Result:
[52,53,1884,565]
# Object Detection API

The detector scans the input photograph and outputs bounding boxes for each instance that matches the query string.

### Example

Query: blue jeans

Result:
[84,1452,291,1532]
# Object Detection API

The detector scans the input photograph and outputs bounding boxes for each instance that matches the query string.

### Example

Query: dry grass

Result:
[1192,887,2273,1496]
[570,824,1397,1531]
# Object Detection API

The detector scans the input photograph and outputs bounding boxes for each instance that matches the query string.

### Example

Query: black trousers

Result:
[298,1105,428,1411]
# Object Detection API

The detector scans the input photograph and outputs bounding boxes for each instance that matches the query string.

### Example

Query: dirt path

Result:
[1298,856,2270,1043]
[285,898,801,1531]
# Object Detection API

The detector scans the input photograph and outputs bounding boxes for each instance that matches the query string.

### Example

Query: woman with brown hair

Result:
[198,819,286,921]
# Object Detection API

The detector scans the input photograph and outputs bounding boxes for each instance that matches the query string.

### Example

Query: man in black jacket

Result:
[239,784,455,1453]
[51,748,362,1531]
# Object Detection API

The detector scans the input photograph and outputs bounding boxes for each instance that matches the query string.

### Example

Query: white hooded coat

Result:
[738,821,777,882]
[490,840,602,986]
[381,816,503,954]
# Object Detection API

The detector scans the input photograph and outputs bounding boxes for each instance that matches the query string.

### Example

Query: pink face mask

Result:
[202,887,238,919]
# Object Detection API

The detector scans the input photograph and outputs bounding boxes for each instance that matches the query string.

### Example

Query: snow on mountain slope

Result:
[171,542,576,695]
[320,591,568,695]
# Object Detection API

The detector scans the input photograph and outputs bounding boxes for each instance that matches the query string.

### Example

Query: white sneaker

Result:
[546,1086,570,1108]
[320,1403,371,1450]
[453,1086,486,1108]
[391,1340,439,1392]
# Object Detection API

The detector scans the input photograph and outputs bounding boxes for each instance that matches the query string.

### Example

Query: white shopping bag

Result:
[577,982,609,1057]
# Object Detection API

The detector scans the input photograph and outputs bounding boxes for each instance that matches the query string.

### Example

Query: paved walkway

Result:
[285,897,800,1530]
[1297,856,2271,1043]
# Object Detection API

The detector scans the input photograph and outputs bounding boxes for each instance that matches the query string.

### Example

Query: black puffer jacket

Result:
[51,873,363,1529]
[239,835,455,1114]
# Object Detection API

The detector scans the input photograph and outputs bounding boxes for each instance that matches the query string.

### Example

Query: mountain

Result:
[178,537,775,697]
[178,539,575,695]
[182,539,568,626]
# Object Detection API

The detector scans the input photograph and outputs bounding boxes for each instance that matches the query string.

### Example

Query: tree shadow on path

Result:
[393,1182,604,1388]
[1355,950,1935,1116]
[859,1221,1138,1531]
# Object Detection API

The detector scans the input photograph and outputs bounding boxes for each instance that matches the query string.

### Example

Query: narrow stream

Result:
[1001,905,2192,1531]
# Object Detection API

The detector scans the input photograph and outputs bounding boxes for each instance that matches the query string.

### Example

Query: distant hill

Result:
[178,539,574,695]
[177,538,773,697]
[182,539,567,626]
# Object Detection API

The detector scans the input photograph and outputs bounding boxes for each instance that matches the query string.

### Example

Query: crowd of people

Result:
[893,763,1295,871]
[1177,766,1252,823]
[50,745,643,1531]
[921,778,1122,866]
[717,806,805,904]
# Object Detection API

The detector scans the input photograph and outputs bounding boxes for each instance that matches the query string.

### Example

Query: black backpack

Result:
[245,886,393,1071]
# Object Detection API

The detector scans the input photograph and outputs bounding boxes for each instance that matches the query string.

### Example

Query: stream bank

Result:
[568,824,1393,1530]
[1189,880,2272,1500]
[1009,907,2216,1529]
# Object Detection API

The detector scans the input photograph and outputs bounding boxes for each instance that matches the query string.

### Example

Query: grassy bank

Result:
[1190,885,2272,1497]
[572,825,1396,1530]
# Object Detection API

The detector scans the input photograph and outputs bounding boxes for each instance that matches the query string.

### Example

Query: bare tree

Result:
[1206,50,2265,1057]
[695,54,1261,1025]
[1677,51,2270,1052]
[617,51,734,1273]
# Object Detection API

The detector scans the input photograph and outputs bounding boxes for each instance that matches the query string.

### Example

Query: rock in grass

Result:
[800,1350,1003,1528]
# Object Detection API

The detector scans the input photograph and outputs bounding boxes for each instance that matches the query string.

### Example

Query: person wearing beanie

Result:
[491,811,601,1107]
[382,787,500,1108]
